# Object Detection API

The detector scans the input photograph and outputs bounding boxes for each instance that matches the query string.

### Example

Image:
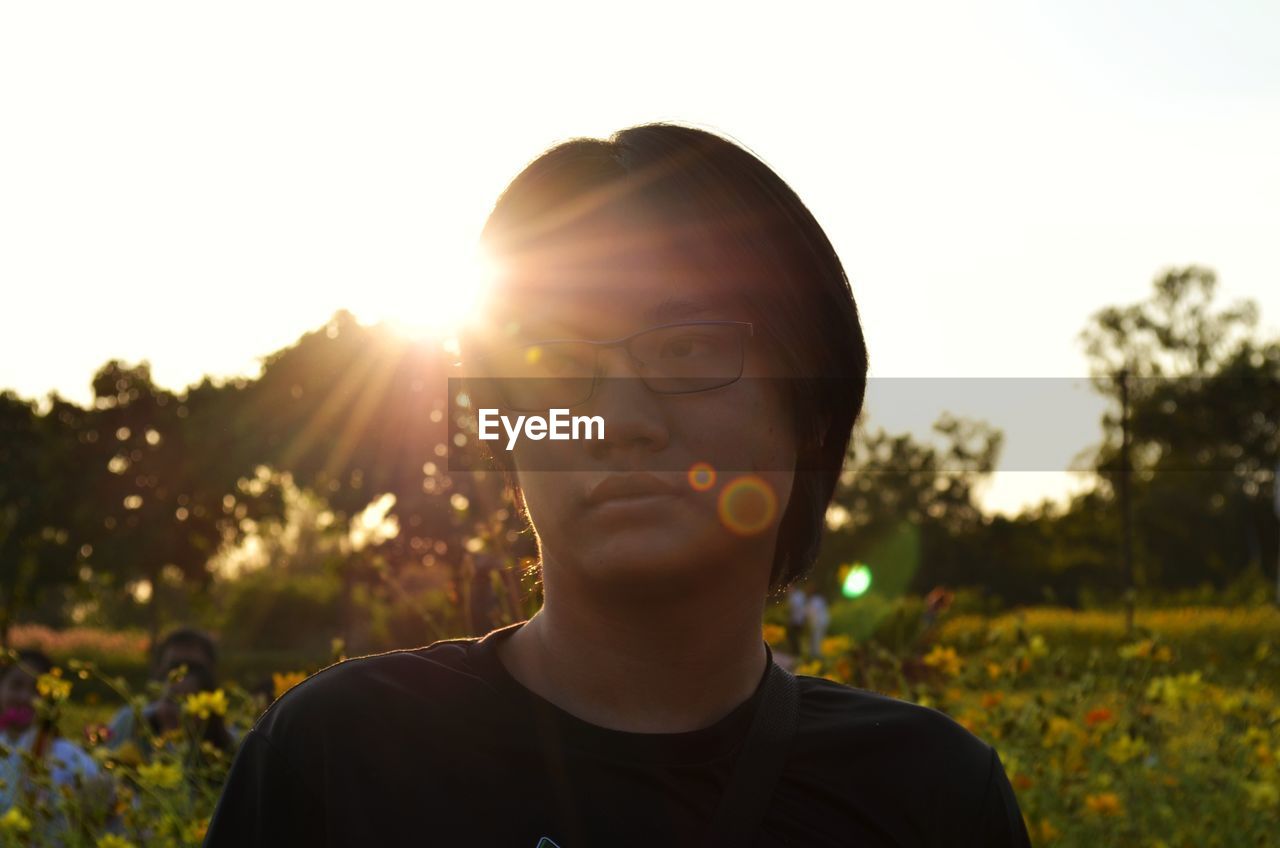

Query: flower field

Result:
[3,605,1278,847]
[783,604,1280,847]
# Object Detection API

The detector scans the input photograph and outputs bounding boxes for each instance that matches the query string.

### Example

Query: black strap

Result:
[702,659,799,847]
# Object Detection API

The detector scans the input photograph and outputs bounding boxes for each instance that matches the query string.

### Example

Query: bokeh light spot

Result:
[717,475,777,536]
[688,461,716,492]
[842,564,873,598]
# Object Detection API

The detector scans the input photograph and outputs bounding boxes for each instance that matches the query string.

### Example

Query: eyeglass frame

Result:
[456,319,756,412]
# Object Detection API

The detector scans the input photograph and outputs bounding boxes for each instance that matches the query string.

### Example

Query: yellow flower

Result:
[184,818,210,843]
[1042,715,1085,749]
[0,807,33,834]
[922,645,963,677]
[761,624,786,648]
[183,688,228,720]
[1084,792,1124,816]
[136,760,184,790]
[1028,635,1049,658]
[1242,779,1278,811]
[820,635,851,658]
[97,835,138,848]
[273,671,308,700]
[985,662,1002,681]
[36,670,72,703]
[1106,734,1148,765]
[1037,818,1061,842]
[1216,690,1245,713]
[795,659,822,676]
[112,740,144,768]
[1145,672,1203,707]
[1119,639,1154,660]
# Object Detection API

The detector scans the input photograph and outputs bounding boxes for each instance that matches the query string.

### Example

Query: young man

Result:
[205,124,1031,846]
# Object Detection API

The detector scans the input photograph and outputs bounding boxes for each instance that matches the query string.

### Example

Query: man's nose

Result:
[584,346,670,459]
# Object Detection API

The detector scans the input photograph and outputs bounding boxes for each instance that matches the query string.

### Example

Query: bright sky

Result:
[3,1,1278,516]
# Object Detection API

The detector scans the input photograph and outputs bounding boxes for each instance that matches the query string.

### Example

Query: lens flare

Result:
[687,462,716,492]
[842,564,872,598]
[717,475,777,536]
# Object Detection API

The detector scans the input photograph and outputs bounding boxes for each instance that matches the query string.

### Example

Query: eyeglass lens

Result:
[487,322,748,411]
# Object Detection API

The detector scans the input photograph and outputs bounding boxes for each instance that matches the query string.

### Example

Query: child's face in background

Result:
[0,667,39,728]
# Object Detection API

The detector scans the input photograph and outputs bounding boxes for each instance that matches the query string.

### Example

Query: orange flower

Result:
[1085,707,1114,727]
[1013,773,1033,791]
[981,691,1005,710]
[1084,792,1124,816]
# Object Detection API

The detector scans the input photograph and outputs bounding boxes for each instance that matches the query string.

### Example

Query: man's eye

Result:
[659,336,714,358]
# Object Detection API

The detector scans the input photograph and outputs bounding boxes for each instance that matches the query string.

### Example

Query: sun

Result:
[360,246,498,343]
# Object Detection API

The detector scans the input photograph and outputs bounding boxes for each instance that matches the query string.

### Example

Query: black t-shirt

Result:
[205,622,1031,847]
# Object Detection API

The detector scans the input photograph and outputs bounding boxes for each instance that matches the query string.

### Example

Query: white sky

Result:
[3,1,1278,515]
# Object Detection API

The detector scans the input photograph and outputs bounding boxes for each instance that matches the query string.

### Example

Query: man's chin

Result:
[565,538,729,598]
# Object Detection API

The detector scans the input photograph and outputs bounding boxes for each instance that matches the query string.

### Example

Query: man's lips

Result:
[584,472,682,506]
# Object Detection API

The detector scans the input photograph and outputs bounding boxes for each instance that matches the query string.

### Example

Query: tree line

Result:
[1,266,1276,651]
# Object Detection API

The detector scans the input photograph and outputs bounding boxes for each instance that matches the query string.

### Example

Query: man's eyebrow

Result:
[646,296,721,324]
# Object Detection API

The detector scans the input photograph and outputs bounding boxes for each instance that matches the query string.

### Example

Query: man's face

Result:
[488,264,797,601]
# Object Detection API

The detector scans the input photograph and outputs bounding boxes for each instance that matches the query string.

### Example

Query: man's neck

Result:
[495,574,769,735]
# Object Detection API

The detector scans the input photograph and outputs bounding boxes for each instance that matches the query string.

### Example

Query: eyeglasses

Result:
[464,320,754,412]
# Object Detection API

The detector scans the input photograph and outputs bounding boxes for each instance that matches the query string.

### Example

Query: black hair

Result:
[471,123,868,594]
[152,626,218,675]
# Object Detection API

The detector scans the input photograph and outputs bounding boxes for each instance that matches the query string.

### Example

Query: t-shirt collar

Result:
[467,621,772,767]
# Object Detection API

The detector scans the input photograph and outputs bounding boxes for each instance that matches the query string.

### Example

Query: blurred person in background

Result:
[105,626,235,756]
[806,590,830,658]
[0,649,105,819]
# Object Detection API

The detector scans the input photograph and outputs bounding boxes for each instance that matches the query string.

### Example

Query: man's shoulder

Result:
[794,674,994,773]
[254,637,488,744]
[789,677,1027,845]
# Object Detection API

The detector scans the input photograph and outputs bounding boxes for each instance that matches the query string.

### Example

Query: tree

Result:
[1078,266,1279,593]
[0,392,82,645]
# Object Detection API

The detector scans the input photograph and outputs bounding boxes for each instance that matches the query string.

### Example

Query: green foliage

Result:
[827,593,927,653]
[217,570,343,655]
